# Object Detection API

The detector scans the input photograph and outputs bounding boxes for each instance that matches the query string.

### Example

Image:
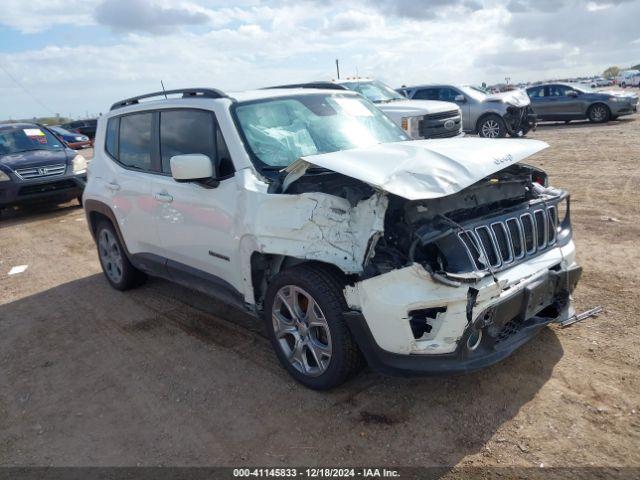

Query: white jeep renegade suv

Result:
[84,87,581,390]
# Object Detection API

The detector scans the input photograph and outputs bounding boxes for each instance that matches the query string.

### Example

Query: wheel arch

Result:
[475,111,504,133]
[587,102,611,121]
[84,199,132,258]
[250,252,349,313]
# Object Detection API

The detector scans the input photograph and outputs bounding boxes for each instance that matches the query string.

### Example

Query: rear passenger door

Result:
[150,108,239,291]
[102,113,160,257]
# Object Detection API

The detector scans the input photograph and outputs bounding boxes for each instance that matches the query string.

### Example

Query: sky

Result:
[0,0,638,119]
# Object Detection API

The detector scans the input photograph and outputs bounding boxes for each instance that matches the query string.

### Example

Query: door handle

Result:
[106,181,121,191]
[154,192,173,203]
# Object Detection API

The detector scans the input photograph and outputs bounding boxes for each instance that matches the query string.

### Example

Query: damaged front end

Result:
[504,104,537,137]
[270,139,581,375]
[342,163,580,374]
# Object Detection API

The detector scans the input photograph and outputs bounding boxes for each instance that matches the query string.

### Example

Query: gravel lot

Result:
[1,115,639,470]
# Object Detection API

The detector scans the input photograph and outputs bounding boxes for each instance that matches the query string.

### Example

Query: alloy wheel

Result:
[271,285,332,377]
[591,105,607,122]
[481,119,501,138]
[98,228,124,284]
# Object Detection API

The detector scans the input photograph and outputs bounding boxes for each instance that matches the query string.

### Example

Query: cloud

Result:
[323,10,379,33]
[94,0,210,34]
[363,0,483,19]
[2,0,640,119]
[0,0,96,33]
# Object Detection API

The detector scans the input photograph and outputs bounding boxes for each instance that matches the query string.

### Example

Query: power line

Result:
[0,62,55,116]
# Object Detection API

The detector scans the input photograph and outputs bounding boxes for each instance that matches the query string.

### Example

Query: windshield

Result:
[340,80,405,103]
[235,93,409,168]
[459,85,488,101]
[50,126,70,134]
[0,126,64,155]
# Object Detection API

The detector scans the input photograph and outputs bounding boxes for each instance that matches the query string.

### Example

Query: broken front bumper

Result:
[343,241,581,376]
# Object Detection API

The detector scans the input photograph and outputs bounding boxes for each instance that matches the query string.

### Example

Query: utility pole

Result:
[335,59,340,80]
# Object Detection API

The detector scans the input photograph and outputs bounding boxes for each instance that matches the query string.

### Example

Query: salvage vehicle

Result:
[269,79,463,139]
[526,83,638,123]
[0,123,87,212]
[49,125,92,150]
[614,70,640,88]
[397,84,537,138]
[83,87,581,390]
[61,119,98,141]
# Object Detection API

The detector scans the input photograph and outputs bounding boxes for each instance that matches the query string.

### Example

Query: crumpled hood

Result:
[285,138,549,201]
[378,99,460,116]
[485,89,531,107]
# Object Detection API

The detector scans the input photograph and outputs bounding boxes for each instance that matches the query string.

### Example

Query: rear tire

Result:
[95,220,146,291]
[264,264,364,390]
[477,114,507,138]
[587,103,610,123]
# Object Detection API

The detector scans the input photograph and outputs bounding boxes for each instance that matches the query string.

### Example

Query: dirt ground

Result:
[0,114,639,471]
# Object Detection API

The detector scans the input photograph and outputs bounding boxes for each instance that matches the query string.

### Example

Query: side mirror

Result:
[170,154,215,181]
[567,90,578,97]
[454,94,466,102]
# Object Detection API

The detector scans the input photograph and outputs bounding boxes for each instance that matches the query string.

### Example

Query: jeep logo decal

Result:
[494,154,514,165]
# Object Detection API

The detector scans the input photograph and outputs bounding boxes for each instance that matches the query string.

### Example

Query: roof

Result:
[230,88,358,102]
[106,87,360,115]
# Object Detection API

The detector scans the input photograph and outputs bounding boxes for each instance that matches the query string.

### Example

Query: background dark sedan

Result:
[60,119,97,140]
[49,125,92,150]
[0,123,87,212]
[526,83,638,123]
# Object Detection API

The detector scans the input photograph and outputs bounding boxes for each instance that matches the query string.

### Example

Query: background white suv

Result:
[84,87,581,390]
[268,79,464,139]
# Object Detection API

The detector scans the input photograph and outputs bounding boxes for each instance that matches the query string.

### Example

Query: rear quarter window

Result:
[105,117,118,159]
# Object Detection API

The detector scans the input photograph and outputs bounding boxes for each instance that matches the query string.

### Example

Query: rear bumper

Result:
[345,264,581,376]
[0,174,86,207]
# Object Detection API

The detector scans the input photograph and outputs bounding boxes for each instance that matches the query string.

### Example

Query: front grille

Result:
[14,163,66,180]
[425,110,460,121]
[419,110,462,139]
[458,205,558,271]
[18,179,76,196]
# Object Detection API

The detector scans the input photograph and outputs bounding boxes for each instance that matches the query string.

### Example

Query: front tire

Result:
[95,220,146,291]
[587,103,610,123]
[478,114,507,138]
[264,264,363,390]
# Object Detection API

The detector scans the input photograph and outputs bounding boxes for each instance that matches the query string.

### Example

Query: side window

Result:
[439,88,460,102]
[160,110,215,174]
[527,86,545,98]
[105,117,118,159]
[159,109,235,178]
[548,85,568,97]
[413,88,439,100]
[119,113,153,170]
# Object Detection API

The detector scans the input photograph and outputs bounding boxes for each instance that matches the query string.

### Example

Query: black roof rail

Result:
[265,82,348,91]
[110,88,229,111]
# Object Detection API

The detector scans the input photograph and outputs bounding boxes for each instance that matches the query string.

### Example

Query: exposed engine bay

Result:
[276,162,569,288]
[504,105,537,137]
